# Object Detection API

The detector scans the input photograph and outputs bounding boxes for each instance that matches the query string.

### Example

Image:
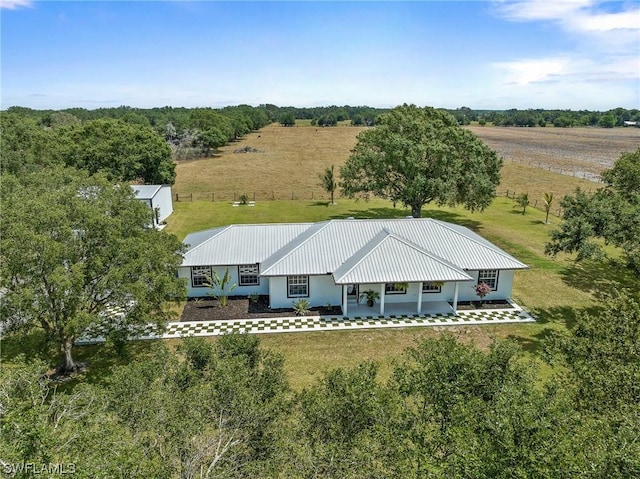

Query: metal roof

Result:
[182,218,528,274]
[182,223,314,267]
[332,230,473,284]
[132,185,163,200]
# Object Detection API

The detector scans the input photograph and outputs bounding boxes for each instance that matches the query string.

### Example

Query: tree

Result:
[543,192,555,223]
[0,167,186,373]
[514,192,530,215]
[61,118,176,184]
[546,148,640,273]
[279,112,295,127]
[319,165,338,205]
[340,104,502,217]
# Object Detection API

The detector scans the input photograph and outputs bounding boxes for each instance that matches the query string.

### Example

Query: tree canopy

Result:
[61,118,176,184]
[546,148,640,273]
[340,104,502,217]
[0,167,186,373]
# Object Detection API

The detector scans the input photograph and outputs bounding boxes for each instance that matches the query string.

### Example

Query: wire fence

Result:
[504,157,603,183]
[174,189,570,218]
[174,190,338,202]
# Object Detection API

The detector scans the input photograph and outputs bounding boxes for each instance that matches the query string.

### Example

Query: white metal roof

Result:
[182,223,314,266]
[132,185,163,200]
[332,230,473,284]
[182,218,528,277]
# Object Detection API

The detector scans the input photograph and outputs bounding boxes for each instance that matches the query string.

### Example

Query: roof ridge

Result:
[333,230,392,281]
[429,219,527,267]
[382,230,470,275]
[260,220,332,275]
[184,225,233,255]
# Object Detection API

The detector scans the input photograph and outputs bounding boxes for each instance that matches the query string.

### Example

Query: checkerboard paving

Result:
[75,305,536,345]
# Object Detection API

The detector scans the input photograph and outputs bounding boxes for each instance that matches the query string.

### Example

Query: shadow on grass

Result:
[1,329,166,392]
[324,206,483,230]
[561,258,639,299]
[509,303,605,355]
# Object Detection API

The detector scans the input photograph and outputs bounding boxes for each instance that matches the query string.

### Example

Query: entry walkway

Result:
[76,302,535,345]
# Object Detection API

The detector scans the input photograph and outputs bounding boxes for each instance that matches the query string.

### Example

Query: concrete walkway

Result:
[75,303,535,345]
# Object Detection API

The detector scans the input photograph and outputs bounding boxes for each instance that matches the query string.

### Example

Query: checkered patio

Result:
[75,304,536,345]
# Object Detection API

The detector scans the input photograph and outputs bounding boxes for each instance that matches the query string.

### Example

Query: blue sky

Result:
[1,1,639,110]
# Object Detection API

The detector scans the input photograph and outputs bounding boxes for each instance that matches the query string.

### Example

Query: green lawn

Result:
[158,195,636,389]
[6,195,632,391]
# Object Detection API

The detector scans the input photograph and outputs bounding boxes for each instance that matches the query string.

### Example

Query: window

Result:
[422,282,442,293]
[191,266,211,287]
[287,276,309,298]
[385,283,407,295]
[239,264,260,286]
[478,270,499,290]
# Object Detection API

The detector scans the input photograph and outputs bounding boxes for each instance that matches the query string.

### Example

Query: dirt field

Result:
[173,123,639,204]
[469,126,640,181]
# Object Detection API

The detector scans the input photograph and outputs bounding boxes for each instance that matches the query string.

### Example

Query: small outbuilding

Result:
[132,185,173,229]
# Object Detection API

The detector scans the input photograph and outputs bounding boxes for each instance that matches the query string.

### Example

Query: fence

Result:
[174,190,338,202]
[504,157,602,182]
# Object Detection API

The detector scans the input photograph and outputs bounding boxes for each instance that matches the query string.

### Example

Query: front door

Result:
[347,284,359,303]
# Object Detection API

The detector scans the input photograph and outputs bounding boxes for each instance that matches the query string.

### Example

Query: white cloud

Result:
[494,0,640,34]
[494,57,570,85]
[0,0,33,10]
[496,0,594,21]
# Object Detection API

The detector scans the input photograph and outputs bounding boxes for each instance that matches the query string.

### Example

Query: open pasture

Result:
[173,123,634,206]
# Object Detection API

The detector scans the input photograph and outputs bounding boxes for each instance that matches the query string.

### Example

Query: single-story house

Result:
[132,185,173,229]
[178,218,528,316]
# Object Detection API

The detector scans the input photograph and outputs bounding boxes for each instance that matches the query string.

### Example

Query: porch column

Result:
[453,282,459,314]
[379,283,385,316]
[342,285,348,316]
[417,282,423,315]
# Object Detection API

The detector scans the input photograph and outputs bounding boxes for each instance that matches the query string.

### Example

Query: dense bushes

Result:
[2,292,639,477]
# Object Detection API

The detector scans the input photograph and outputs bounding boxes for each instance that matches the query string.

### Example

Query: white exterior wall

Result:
[457,270,514,302]
[268,275,342,309]
[358,282,454,304]
[181,265,269,298]
[151,185,174,226]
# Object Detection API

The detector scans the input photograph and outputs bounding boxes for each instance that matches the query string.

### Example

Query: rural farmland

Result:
[173,123,639,207]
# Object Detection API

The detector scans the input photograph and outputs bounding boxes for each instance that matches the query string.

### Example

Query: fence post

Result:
[272,191,275,200]
[212,192,215,202]
[291,192,294,200]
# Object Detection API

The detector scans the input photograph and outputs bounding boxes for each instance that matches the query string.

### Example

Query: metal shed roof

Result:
[332,230,473,284]
[132,185,163,200]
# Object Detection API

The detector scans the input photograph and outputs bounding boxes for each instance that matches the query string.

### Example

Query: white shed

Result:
[132,185,173,229]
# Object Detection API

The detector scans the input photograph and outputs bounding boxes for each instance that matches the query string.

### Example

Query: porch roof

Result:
[333,230,473,284]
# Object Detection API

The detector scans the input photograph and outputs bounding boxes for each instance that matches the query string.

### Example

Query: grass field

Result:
[7,124,637,391]
[173,123,636,205]
[162,124,640,389]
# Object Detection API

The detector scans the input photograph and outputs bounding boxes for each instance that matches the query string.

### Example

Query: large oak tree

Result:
[340,104,502,217]
[0,166,186,373]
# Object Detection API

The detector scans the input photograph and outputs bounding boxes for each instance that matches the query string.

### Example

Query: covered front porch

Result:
[340,282,463,317]
[344,299,455,318]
